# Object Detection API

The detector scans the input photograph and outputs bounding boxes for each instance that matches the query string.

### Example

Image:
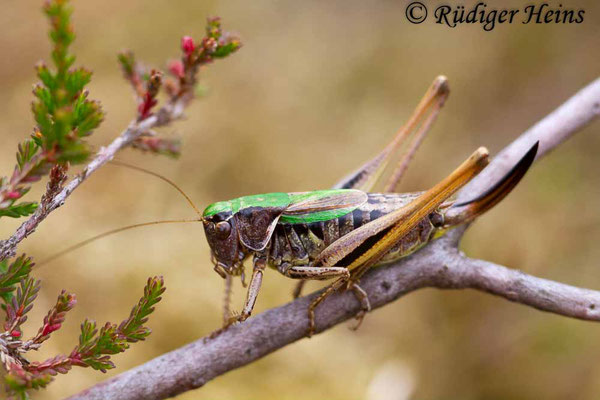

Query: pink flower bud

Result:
[147,138,160,148]
[6,191,21,200]
[168,60,185,78]
[138,92,158,120]
[181,36,195,56]
[10,330,21,338]
[42,323,62,337]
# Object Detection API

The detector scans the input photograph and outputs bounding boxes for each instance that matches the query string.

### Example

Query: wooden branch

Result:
[68,77,600,400]
[453,255,600,320]
[0,100,185,262]
[67,234,600,400]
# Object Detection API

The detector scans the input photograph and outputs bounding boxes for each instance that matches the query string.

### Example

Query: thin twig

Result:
[0,100,186,262]
[67,77,600,400]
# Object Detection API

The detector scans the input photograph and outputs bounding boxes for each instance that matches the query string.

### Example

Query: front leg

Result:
[225,256,267,327]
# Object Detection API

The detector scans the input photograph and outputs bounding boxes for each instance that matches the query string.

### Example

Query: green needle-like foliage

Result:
[0,0,104,220]
[1,0,240,397]
[0,255,35,304]
[33,0,104,162]
[1,267,166,398]
[4,277,41,335]
[73,277,166,373]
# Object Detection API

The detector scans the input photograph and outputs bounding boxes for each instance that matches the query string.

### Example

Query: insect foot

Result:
[224,311,247,328]
[348,283,372,331]
[207,311,247,339]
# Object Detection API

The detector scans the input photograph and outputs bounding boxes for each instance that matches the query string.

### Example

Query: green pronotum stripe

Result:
[203,189,360,223]
[231,192,291,213]
[202,201,233,216]
[203,192,292,217]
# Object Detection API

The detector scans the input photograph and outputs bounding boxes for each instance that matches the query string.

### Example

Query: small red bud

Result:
[138,92,158,120]
[168,60,185,79]
[10,330,22,338]
[147,138,160,149]
[181,36,195,56]
[6,191,21,200]
[42,323,62,336]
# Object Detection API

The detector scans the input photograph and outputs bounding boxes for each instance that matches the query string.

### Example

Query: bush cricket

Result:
[42,76,538,337]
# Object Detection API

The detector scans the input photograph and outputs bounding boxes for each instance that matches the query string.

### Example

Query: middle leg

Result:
[283,265,350,337]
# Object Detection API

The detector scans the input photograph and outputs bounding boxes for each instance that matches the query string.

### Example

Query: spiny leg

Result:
[313,147,489,272]
[343,148,491,305]
[224,256,267,327]
[303,276,371,336]
[383,86,448,192]
[303,88,448,330]
[285,265,350,280]
[343,149,490,295]
[283,266,350,337]
[345,143,537,313]
[307,278,346,337]
[304,148,489,333]
[334,76,449,193]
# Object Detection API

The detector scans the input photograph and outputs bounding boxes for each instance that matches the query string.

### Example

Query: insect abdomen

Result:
[268,192,445,271]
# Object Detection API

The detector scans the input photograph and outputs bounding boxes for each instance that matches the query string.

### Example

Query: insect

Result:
[42,76,538,337]
[201,77,538,336]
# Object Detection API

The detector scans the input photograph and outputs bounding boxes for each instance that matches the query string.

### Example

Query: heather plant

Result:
[0,0,240,397]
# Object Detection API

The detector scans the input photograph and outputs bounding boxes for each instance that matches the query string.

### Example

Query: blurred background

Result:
[1,0,599,398]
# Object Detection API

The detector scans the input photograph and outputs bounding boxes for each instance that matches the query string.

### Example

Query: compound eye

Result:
[215,221,231,240]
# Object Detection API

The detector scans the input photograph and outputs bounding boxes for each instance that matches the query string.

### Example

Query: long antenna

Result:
[38,161,206,267]
[110,160,203,218]
[38,218,200,267]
